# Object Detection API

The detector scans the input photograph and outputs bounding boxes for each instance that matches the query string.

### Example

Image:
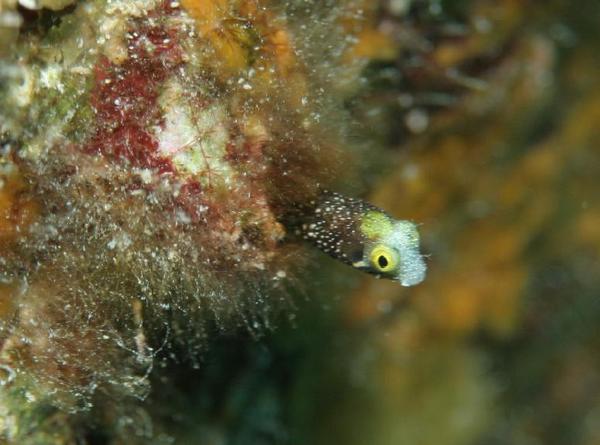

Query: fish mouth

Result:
[398,251,427,287]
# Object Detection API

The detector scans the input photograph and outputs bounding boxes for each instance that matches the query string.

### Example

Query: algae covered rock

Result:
[0,0,361,441]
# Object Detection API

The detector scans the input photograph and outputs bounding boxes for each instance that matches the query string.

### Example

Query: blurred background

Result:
[1,0,600,444]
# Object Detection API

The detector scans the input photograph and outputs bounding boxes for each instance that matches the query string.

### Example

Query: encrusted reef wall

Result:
[0,0,360,439]
[1,0,600,444]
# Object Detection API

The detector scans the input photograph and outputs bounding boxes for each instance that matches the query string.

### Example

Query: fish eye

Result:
[370,245,398,273]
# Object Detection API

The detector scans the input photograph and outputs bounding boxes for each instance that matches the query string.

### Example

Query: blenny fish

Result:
[297,191,427,286]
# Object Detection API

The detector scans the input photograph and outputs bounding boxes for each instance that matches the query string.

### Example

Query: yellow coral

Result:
[182,0,298,79]
[0,168,37,247]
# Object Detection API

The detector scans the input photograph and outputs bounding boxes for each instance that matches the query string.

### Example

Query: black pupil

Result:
[377,255,388,268]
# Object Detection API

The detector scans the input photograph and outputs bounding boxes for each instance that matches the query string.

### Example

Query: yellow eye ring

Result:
[370,245,398,273]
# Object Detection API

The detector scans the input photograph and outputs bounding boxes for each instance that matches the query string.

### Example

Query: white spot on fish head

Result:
[386,220,427,286]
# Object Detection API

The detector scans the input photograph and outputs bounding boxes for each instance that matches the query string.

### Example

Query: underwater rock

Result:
[0,0,366,439]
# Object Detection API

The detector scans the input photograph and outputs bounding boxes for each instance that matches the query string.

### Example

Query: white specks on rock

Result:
[107,232,133,251]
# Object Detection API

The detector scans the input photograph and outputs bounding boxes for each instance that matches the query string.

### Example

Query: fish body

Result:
[299,191,426,286]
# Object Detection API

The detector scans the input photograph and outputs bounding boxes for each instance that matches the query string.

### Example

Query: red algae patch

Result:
[85,9,184,174]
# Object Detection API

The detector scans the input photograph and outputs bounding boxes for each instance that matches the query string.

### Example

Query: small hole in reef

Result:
[378,255,388,268]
